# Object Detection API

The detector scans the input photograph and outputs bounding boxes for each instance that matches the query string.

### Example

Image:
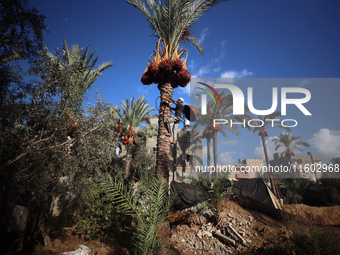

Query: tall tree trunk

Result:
[212,131,218,179]
[207,138,212,181]
[156,82,173,182]
[124,144,131,179]
[261,134,270,168]
[261,133,278,197]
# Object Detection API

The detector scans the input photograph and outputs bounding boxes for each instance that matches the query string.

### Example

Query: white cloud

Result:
[212,41,227,64]
[220,151,237,164]
[197,66,211,77]
[221,69,253,78]
[187,60,196,72]
[213,66,221,72]
[308,129,340,158]
[254,136,285,161]
[178,83,190,95]
[191,40,226,78]
[138,86,150,94]
[199,28,210,44]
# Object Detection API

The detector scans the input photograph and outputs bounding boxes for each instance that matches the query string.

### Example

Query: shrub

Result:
[291,224,339,255]
[76,186,131,240]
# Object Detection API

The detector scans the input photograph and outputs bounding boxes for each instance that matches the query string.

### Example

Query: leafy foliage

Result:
[188,177,232,213]
[76,186,132,240]
[98,173,173,255]
[278,179,311,204]
[125,0,229,57]
[272,132,310,156]
[47,39,112,105]
[0,0,47,63]
[292,224,339,255]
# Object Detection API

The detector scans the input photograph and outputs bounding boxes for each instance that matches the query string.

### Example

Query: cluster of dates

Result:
[141,53,190,88]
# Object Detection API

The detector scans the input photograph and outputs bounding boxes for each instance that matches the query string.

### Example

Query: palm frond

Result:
[126,0,228,57]
[98,173,142,220]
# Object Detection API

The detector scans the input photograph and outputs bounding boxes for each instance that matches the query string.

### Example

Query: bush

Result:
[76,186,131,240]
[188,177,232,213]
[291,224,339,255]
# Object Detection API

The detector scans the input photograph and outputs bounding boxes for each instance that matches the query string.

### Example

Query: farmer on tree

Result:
[161,97,184,144]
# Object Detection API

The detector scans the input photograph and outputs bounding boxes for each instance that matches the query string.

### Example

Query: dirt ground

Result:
[2,199,340,255]
[283,204,340,225]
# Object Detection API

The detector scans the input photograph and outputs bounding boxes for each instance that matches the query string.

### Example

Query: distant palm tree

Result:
[272,132,310,162]
[119,95,155,179]
[252,112,290,197]
[125,0,229,181]
[195,92,249,178]
[252,112,290,167]
[330,157,340,165]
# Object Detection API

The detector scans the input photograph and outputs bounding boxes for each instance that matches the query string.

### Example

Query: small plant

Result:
[188,177,232,214]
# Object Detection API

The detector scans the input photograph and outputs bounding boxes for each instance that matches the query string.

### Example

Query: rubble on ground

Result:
[169,199,292,254]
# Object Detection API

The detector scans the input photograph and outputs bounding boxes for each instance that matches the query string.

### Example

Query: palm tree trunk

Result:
[207,138,212,181]
[261,133,278,197]
[124,144,131,179]
[261,134,270,167]
[156,82,173,182]
[212,131,218,179]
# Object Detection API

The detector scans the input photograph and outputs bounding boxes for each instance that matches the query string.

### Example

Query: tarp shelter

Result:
[232,178,282,210]
[171,181,210,210]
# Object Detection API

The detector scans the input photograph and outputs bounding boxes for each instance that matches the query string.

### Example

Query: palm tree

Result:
[125,0,229,181]
[47,39,112,105]
[119,95,155,179]
[330,157,340,165]
[252,112,290,168]
[252,112,290,197]
[272,132,310,162]
[0,52,24,82]
[195,92,249,179]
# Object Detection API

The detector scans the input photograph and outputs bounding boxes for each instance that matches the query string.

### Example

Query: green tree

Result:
[0,0,47,167]
[46,39,112,111]
[0,44,114,250]
[0,0,46,63]
[125,0,229,181]
[272,132,310,161]
[119,95,155,179]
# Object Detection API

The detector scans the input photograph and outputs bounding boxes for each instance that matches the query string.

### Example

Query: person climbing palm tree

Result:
[161,97,184,144]
[125,0,229,181]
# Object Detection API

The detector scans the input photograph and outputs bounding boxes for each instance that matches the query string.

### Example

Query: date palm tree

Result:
[252,112,291,168]
[119,95,155,179]
[47,39,112,106]
[272,132,310,161]
[252,112,290,197]
[125,0,229,181]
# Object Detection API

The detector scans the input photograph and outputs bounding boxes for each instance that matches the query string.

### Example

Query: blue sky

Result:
[30,0,340,164]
